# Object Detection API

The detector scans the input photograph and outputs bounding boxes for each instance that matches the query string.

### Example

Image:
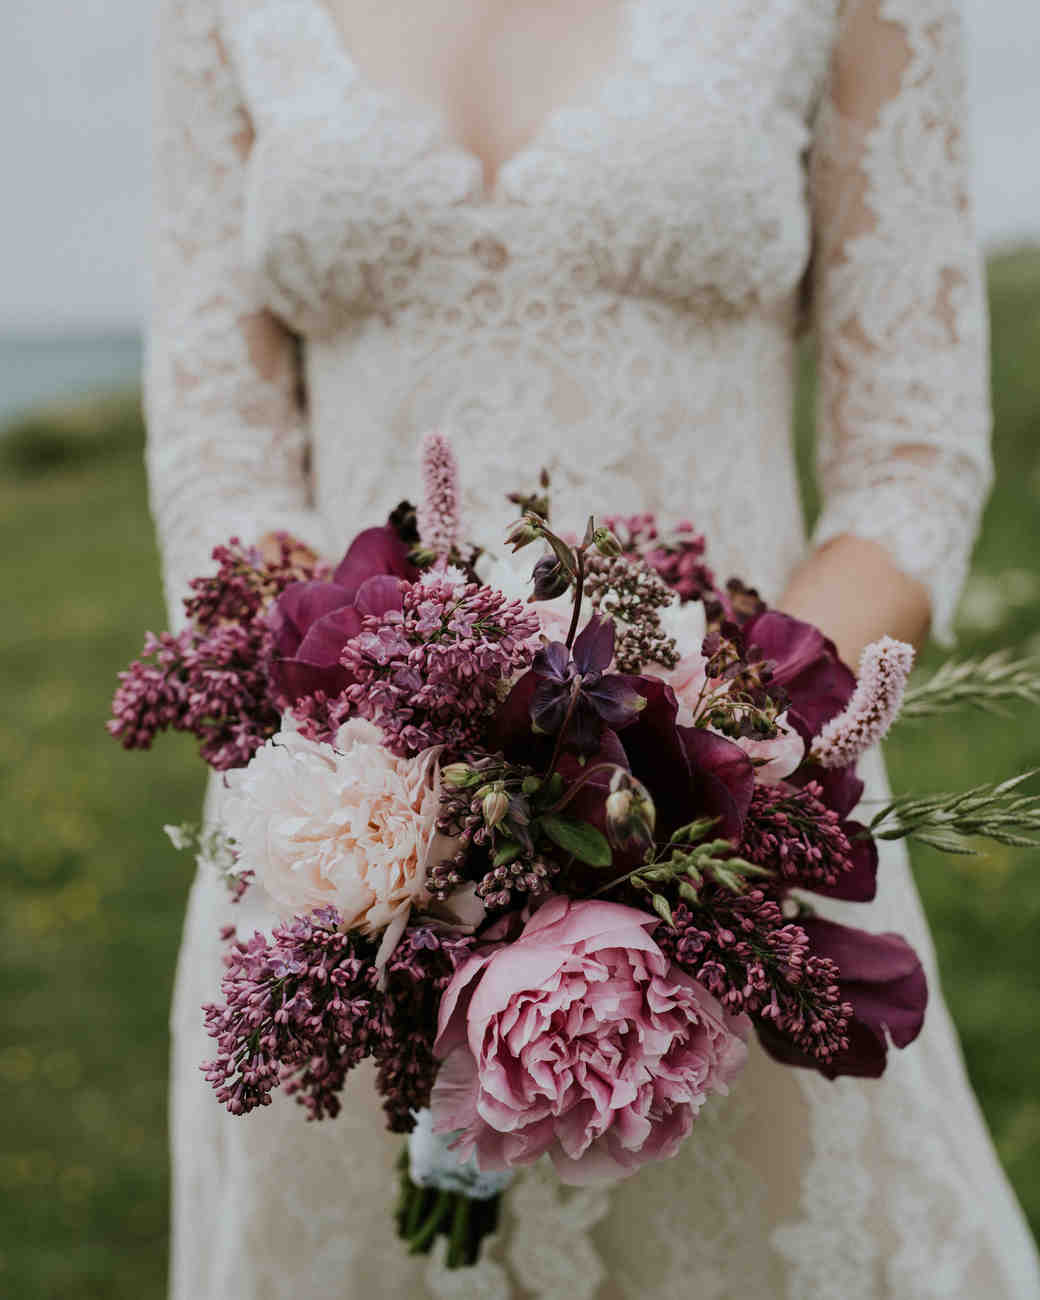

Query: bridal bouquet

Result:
[110,432,1040,1268]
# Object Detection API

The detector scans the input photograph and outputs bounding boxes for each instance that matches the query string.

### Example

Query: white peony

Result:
[221,718,457,963]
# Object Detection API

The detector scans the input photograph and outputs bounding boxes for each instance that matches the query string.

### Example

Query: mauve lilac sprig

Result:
[740,783,856,890]
[201,908,475,1126]
[657,892,853,1065]
[811,636,914,769]
[416,430,461,559]
[330,576,539,759]
[374,926,477,1131]
[605,513,719,605]
[202,907,378,1119]
[109,536,317,771]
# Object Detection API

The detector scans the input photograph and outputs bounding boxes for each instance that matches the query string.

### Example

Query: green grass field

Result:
[2,249,1039,1297]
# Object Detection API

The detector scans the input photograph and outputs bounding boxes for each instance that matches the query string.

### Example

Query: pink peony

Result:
[221,717,458,963]
[431,896,749,1184]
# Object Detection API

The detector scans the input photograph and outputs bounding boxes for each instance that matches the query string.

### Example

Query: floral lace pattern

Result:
[151,0,1040,1295]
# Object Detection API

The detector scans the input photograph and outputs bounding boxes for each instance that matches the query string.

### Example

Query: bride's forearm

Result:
[778,534,932,670]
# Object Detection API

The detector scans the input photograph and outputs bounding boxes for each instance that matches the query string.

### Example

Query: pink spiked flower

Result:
[811,636,915,769]
[416,430,461,558]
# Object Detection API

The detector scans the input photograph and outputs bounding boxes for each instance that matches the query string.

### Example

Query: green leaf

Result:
[651,893,674,926]
[492,838,523,868]
[539,814,613,866]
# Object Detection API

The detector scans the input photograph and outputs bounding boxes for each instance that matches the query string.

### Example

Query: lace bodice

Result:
[147,0,992,644]
[151,3,1040,1298]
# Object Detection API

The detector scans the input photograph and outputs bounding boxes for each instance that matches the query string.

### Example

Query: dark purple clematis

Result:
[267,525,415,704]
[757,917,928,1079]
[743,610,856,742]
[528,615,646,754]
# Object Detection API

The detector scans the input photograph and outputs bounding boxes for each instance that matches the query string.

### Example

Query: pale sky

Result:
[2,0,1038,334]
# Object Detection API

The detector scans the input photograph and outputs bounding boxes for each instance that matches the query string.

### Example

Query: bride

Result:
[147,0,1040,1295]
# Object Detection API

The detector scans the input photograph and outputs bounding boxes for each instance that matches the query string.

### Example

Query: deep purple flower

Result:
[756,917,927,1079]
[528,615,646,754]
[613,675,755,843]
[743,610,856,742]
[268,526,416,704]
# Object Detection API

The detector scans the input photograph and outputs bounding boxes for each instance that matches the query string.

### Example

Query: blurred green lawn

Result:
[2,250,1039,1298]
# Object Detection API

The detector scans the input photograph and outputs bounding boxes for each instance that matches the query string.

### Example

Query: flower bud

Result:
[605,770,657,855]
[592,526,623,558]
[605,789,633,824]
[531,554,571,601]
[482,789,510,829]
[441,762,475,789]
[506,517,543,552]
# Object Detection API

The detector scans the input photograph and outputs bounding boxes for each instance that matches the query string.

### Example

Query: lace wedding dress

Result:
[148,0,1040,1294]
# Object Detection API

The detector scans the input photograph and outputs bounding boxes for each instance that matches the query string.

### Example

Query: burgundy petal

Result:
[678,727,755,843]
[555,730,631,835]
[268,657,353,707]
[354,574,405,617]
[806,823,878,902]
[756,1014,888,1079]
[572,614,616,676]
[492,672,543,758]
[268,580,353,658]
[612,676,691,834]
[296,605,364,667]
[744,610,856,739]
[760,918,928,1079]
[332,525,416,594]
[791,761,865,820]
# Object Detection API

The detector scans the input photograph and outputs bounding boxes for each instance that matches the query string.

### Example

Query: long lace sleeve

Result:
[145,0,331,627]
[807,0,993,646]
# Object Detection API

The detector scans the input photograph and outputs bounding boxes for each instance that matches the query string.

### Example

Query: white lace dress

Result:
[147,0,1040,1295]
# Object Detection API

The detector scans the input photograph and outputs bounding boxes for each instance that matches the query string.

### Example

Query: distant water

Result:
[0,333,142,428]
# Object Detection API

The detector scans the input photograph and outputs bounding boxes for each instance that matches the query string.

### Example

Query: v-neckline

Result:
[303,0,640,207]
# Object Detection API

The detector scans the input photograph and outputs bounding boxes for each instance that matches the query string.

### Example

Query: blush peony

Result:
[221,717,455,962]
[431,896,749,1184]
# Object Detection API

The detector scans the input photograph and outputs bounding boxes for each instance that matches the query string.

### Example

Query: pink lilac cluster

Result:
[332,576,540,758]
[202,906,474,1125]
[109,537,314,770]
[740,782,856,890]
[656,892,854,1066]
[812,636,914,769]
[605,513,718,605]
[416,430,462,558]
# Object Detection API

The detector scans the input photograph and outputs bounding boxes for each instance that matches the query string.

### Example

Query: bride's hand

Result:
[778,533,931,671]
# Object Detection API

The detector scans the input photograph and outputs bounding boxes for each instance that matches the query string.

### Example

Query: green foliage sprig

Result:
[592,817,773,922]
[866,771,1040,854]
[898,652,1040,722]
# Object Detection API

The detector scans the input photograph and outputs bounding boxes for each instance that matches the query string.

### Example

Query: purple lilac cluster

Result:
[202,908,475,1126]
[331,577,540,758]
[202,908,379,1119]
[657,892,854,1066]
[108,537,315,771]
[605,513,718,605]
[375,926,477,1131]
[740,783,856,889]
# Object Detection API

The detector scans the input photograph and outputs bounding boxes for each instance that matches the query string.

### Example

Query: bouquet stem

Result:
[394,1148,501,1268]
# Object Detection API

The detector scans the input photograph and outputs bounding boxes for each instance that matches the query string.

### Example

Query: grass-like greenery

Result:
[2,249,1039,1296]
